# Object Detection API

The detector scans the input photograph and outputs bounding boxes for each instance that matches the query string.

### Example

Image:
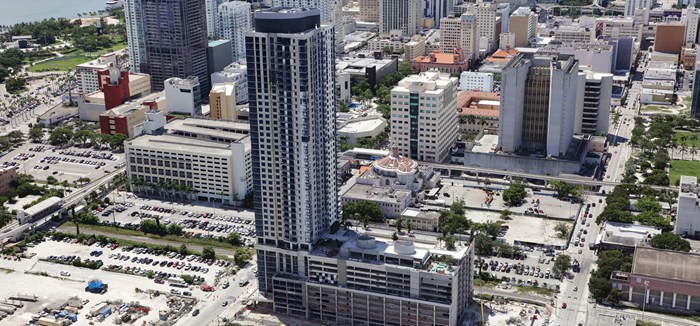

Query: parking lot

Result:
[0,142,125,183]
[43,239,231,285]
[463,209,571,248]
[0,231,259,325]
[96,192,256,246]
[437,178,582,219]
[477,249,564,291]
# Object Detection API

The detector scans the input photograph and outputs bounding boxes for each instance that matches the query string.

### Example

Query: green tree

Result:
[46,176,58,185]
[554,223,569,239]
[502,183,527,206]
[552,254,571,275]
[589,275,613,302]
[73,129,95,146]
[444,235,457,250]
[338,101,349,113]
[179,244,189,255]
[499,210,512,220]
[406,220,412,233]
[642,170,670,186]
[107,133,128,150]
[474,234,494,256]
[181,274,194,284]
[7,130,23,143]
[392,232,399,241]
[202,246,216,260]
[48,127,73,146]
[649,233,691,252]
[450,199,465,215]
[233,247,252,267]
[635,197,662,214]
[549,180,583,201]
[396,218,403,233]
[589,250,633,302]
[5,76,27,93]
[139,219,166,235]
[166,223,183,236]
[28,126,44,142]
[342,200,384,222]
[227,232,243,246]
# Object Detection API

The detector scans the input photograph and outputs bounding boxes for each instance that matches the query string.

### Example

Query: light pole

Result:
[642,280,649,318]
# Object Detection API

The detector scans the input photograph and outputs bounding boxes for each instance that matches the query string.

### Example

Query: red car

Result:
[561,302,567,309]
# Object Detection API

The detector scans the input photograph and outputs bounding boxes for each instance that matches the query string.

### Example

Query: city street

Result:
[552,195,605,326]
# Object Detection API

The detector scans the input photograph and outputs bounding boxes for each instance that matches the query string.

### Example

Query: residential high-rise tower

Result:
[247,8,474,326]
[218,1,253,61]
[247,7,338,292]
[128,0,209,99]
[205,0,227,38]
[124,0,145,72]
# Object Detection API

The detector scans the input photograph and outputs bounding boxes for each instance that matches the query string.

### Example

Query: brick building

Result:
[0,167,17,195]
[99,92,165,138]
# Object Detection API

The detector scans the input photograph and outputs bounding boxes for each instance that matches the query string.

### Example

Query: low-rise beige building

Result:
[209,82,240,121]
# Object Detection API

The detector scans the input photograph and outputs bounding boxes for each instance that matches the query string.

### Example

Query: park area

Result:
[673,131,700,149]
[670,160,700,185]
[29,55,93,73]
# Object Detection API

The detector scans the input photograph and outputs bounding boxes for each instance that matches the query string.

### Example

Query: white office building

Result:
[575,69,613,135]
[164,76,202,116]
[124,0,145,72]
[675,176,700,237]
[624,0,652,21]
[683,8,700,45]
[390,71,459,163]
[76,53,119,94]
[218,1,253,62]
[499,53,580,157]
[380,0,422,35]
[126,118,251,203]
[211,62,248,104]
[459,71,494,92]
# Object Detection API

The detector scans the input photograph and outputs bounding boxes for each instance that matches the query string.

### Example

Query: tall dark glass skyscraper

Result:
[125,0,209,99]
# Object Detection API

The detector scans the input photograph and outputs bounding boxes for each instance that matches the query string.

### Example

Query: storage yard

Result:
[0,234,252,326]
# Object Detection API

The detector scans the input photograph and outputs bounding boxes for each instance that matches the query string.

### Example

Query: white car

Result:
[60,271,70,277]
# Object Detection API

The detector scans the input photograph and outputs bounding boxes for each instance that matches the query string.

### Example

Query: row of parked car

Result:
[12,152,35,161]
[108,253,213,273]
[59,150,116,161]
[29,146,51,152]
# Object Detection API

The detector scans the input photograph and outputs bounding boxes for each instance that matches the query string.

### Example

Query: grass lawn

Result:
[640,105,664,112]
[59,222,242,251]
[29,38,127,72]
[670,160,700,185]
[673,131,700,148]
[516,286,554,297]
[29,55,90,72]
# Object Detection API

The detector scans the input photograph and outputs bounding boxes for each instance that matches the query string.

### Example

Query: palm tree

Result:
[479,117,487,132]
